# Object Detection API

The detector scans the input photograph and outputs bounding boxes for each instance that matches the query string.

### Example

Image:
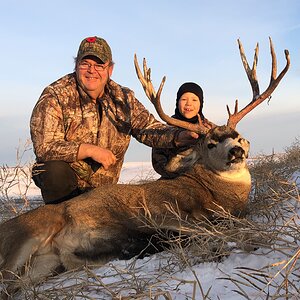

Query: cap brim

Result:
[78,52,106,63]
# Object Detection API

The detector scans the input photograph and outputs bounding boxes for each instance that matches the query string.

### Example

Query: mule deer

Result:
[0,38,290,291]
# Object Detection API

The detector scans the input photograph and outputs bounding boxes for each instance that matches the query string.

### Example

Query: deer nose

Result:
[229,146,245,158]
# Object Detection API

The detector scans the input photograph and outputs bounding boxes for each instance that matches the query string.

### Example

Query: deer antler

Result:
[227,37,290,129]
[134,54,211,134]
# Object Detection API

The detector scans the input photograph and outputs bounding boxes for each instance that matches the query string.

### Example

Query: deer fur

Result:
[0,125,251,288]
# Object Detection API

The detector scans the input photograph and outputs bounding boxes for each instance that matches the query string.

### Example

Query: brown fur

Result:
[0,125,251,288]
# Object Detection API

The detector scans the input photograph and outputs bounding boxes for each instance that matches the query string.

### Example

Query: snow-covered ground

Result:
[1,163,300,299]
[118,161,160,183]
[1,162,159,199]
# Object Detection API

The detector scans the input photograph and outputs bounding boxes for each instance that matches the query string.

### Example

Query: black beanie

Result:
[174,82,204,123]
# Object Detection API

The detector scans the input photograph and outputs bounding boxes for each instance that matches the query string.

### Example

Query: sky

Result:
[0,0,299,165]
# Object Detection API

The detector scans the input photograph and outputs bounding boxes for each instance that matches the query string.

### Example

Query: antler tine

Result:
[134,54,153,102]
[134,54,211,134]
[238,39,260,99]
[227,37,290,129]
[265,37,290,94]
[270,37,277,82]
[226,99,238,119]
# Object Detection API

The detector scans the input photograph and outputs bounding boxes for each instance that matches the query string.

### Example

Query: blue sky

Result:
[0,0,299,165]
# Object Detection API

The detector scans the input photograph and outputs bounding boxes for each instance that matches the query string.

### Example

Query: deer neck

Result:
[215,165,251,184]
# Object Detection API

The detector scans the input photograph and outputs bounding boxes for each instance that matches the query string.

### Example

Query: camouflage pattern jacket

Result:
[152,117,213,179]
[152,146,195,179]
[30,73,180,188]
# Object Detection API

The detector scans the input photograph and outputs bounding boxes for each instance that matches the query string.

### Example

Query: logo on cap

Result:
[86,37,97,43]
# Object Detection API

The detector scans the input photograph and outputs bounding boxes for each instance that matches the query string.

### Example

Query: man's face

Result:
[76,56,113,100]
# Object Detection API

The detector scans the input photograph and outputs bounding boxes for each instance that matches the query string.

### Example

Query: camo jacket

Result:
[152,146,194,179]
[30,73,180,188]
[152,117,213,178]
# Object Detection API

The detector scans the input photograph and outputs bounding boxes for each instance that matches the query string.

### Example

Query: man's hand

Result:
[175,130,199,147]
[78,144,116,170]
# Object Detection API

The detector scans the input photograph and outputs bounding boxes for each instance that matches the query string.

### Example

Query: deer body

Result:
[0,126,251,285]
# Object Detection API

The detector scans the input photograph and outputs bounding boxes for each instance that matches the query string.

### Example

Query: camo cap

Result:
[77,36,112,63]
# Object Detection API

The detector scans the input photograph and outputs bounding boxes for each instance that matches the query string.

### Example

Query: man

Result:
[30,36,198,204]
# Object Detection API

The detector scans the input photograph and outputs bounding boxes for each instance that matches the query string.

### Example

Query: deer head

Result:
[134,37,290,131]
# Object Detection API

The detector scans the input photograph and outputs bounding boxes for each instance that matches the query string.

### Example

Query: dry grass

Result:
[0,140,43,222]
[218,139,300,299]
[0,139,300,299]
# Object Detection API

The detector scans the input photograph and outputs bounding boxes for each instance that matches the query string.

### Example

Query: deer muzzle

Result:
[228,146,245,163]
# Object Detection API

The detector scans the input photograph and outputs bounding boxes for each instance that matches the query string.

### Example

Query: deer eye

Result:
[208,143,216,149]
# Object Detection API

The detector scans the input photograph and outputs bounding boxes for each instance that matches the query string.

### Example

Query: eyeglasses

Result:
[78,61,109,72]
